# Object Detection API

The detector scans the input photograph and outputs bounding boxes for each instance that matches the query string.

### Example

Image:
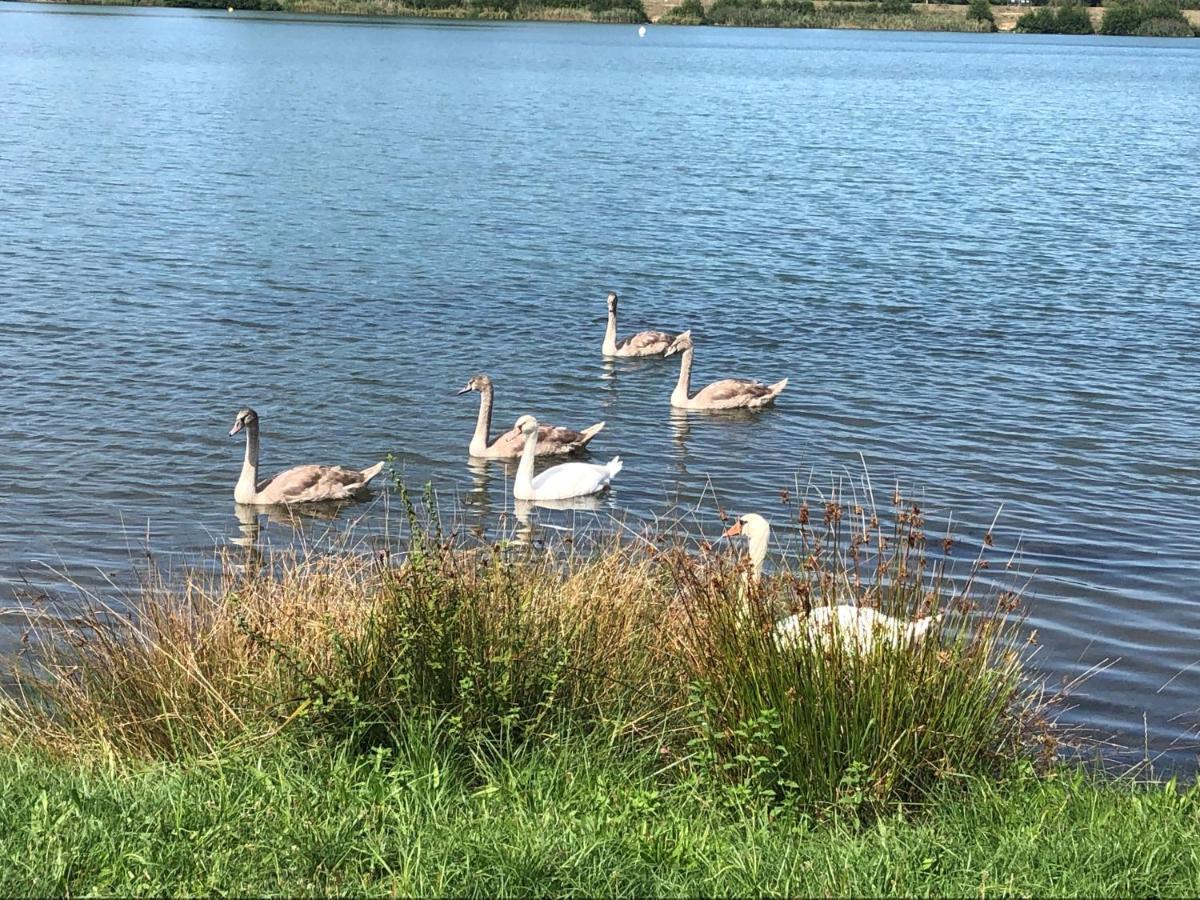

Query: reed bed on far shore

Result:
[2,481,1050,818]
[661,0,996,31]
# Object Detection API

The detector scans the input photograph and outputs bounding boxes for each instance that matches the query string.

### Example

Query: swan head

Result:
[229,407,259,437]
[606,291,618,312]
[722,513,770,544]
[457,374,492,395]
[664,330,693,357]
[515,414,539,436]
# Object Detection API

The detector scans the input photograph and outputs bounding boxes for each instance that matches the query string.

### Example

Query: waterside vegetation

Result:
[661,0,1198,32]
[35,0,1200,33]
[3,482,1196,892]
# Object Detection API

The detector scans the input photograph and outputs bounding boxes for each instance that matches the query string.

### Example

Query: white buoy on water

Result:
[638,25,646,37]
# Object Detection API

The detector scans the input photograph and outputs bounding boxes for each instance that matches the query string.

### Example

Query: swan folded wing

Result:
[258,464,373,504]
[693,378,780,408]
[491,424,591,457]
[784,606,935,654]
[619,330,675,355]
[530,461,615,501]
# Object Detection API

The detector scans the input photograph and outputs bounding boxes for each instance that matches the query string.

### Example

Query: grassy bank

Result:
[4,735,1200,895]
[0,485,1193,892]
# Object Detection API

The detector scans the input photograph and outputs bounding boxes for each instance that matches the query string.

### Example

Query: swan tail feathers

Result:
[769,378,788,397]
[605,456,623,479]
[360,461,386,484]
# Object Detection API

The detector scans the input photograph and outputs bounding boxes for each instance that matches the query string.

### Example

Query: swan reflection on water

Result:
[510,493,610,546]
[229,498,370,574]
[230,503,264,574]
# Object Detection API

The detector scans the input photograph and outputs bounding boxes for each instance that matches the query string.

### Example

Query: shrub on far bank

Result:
[659,0,707,23]
[699,0,994,29]
[1016,1,1094,32]
[704,0,812,26]
[1100,0,1193,34]
[967,0,996,28]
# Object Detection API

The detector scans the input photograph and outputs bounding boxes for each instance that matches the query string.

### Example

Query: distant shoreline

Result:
[15,0,1200,35]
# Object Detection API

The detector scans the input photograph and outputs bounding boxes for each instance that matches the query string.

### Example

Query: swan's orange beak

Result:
[722,521,742,538]
[229,420,244,437]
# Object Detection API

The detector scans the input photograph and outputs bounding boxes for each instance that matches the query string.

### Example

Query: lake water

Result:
[1,3,1198,764]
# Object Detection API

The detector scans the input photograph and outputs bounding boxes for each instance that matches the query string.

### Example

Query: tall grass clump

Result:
[0,547,386,759]
[1,479,1049,815]
[1100,0,1194,34]
[668,489,1045,817]
[281,508,678,752]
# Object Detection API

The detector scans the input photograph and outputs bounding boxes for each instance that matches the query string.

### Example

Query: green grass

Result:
[3,733,1199,896]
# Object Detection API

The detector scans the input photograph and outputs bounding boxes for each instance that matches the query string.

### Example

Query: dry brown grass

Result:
[0,487,1051,813]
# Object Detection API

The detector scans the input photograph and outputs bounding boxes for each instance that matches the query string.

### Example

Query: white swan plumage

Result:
[723,513,939,653]
[513,415,622,501]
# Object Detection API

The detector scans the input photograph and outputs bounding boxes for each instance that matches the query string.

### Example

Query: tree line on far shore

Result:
[104,0,1200,31]
[659,0,1196,35]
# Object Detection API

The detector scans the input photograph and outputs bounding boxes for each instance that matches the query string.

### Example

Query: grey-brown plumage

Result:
[457,374,604,459]
[602,291,685,358]
[229,407,384,505]
[664,333,787,410]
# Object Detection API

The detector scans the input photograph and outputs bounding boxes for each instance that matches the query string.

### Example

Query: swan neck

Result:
[236,422,260,502]
[747,529,768,583]
[470,385,493,454]
[672,347,693,402]
[603,308,617,355]
[514,428,537,496]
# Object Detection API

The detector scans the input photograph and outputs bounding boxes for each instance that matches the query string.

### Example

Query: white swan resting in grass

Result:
[723,513,940,653]
[513,415,622,501]
[229,407,384,505]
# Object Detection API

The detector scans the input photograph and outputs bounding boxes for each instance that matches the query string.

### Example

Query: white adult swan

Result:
[602,291,685,358]
[723,513,939,652]
[229,407,384,505]
[665,333,787,410]
[458,374,604,459]
[513,415,622,501]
